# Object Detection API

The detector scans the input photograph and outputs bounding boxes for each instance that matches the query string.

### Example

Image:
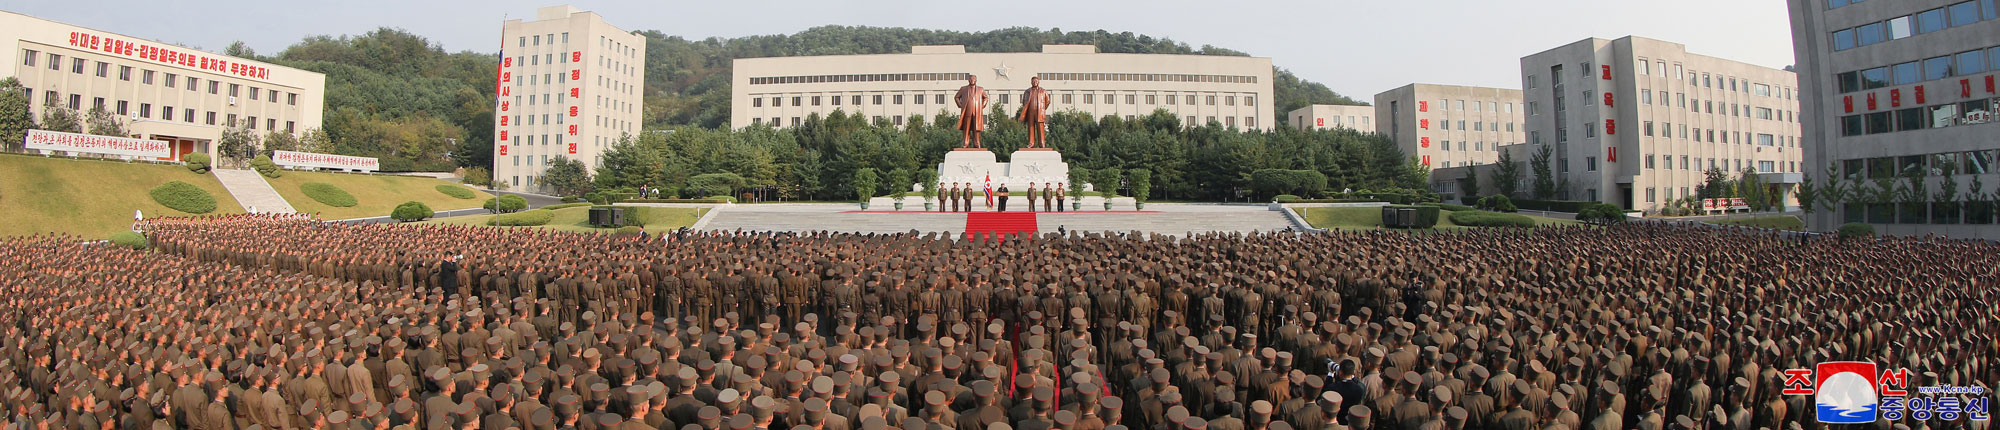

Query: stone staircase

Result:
[212,168,296,214]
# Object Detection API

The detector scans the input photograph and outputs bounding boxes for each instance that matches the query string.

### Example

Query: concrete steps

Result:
[212,168,296,214]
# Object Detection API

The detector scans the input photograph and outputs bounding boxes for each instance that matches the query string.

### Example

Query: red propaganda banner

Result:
[569,88,579,98]
[570,70,580,80]
[1603,92,1614,107]
[1601,65,1612,80]
[1890,89,1901,107]
[66,31,273,81]
[572,52,581,62]
[1420,137,1430,148]
[1844,96,1853,114]
[24,130,171,158]
[1315,118,1324,127]
[1866,93,1877,110]
[504,57,512,67]
[500,131,509,140]
[1418,101,1428,112]
[568,125,578,136]
[1916,85,1926,104]
[499,145,509,156]
[272,150,379,172]
[500,116,509,126]
[568,143,577,154]
[1608,147,1618,162]
[501,101,510,112]
[1420,119,1429,129]
[569,106,578,117]
[1420,155,1430,166]
[1605,119,1616,135]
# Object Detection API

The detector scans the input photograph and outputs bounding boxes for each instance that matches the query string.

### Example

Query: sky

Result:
[1,0,1798,101]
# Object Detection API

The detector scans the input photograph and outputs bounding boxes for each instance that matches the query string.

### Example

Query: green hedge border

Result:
[435,184,476,199]
[149,181,218,214]
[301,182,358,207]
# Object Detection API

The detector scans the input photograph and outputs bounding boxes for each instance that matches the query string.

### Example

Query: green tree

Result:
[0,78,36,151]
[261,130,301,155]
[39,104,81,133]
[852,168,878,201]
[84,107,127,137]
[462,166,493,187]
[1128,169,1151,202]
[1493,149,1522,198]
[1697,167,1732,199]
[1460,168,1482,201]
[537,155,592,197]
[687,172,747,198]
[217,125,260,168]
[884,168,911,196]
[1738,167,1769,211]
[1529,145,1555,199]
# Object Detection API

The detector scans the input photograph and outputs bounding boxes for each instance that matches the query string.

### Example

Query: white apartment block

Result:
[494,5,645,192]
[732,45,1275,131]
[1374,84,1525,170]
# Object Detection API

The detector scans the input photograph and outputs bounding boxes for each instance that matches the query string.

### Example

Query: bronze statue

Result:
[954,75,989,148]
[1017,77,1053,148]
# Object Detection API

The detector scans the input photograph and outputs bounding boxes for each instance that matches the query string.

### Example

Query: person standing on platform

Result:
[938,182,949,212]
[1027,183,1039,212]
[1055,183,1068,212]
[997,184,1012,212]
[1043,183,1056,212]
[961,183,973,213]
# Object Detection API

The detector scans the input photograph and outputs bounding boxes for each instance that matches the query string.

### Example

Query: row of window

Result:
[751,114,1259,129]
[1639,119,1799,147]
[1530,61,1795,102]
[749,73,971,86]
[1843,202,1999,226]
[1034,72,1258,84]
[1433,99,1515,113]
[1436,120,1518,133]
[1643,153,1797,174]
[21,50,300,105]
[23,88,295,132]
[1431,140,1508,153]
[1633,89,1799,123]
[750,92,1258,108]
[1831,0,1996,51]
[1842,150,1996,181]
[1839,97,1999,136]
[1837,47,1998,93]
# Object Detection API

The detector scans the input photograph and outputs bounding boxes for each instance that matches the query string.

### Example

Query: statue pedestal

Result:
[937,148,1071,190]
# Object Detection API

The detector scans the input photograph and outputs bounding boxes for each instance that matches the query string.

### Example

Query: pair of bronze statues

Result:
[955,76,1052,149]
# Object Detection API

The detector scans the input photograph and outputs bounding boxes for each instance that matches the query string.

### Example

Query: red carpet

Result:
[964,212,1039,238]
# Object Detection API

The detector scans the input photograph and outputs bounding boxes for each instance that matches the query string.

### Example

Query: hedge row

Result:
[109,232,148,250]
[483,195,528,213]
[1422,203,1476,211]
[301,182,358,207]
[183,153,211,174]
[149,181,218,214]
[623,199,730,204]
[1448,211,1537,228]
[250,155,281,178]
[540,202,594,210]
[490,209,555,226]
[435,185,476,199]
[391,201,435,222]
[1513,199,1595,213]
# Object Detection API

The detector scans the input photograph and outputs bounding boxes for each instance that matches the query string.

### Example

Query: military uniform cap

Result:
[728,414,754,430]
[327,410,350,425]
[1167,406,1189,423]
[987,423,1012,430]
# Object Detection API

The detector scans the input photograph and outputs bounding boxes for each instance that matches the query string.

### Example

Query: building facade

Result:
[1374,84,1525,170]
[1519,36,1804,211]
[1286,104,1375,132]
[1789,0,2000,239]
[731,45,1275,131]
[493,5,645,192]
[1,10,325,161]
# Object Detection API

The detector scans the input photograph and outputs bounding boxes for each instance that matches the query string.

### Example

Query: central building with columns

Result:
[731,45,1275,131]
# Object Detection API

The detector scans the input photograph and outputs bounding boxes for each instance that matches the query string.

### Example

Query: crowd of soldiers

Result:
[0,212,1995,430]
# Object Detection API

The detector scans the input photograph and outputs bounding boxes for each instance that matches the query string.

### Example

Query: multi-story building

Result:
[1788,0,2000,239]
[731,45,1275,131]
[1,10,324,161]
[1518,36,1804,210]
[1287,104,1375,132]
[1374,84,1525,170]
[494,5,645,192]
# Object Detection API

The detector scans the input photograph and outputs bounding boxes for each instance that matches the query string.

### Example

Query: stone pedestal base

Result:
[937,149,1071,190]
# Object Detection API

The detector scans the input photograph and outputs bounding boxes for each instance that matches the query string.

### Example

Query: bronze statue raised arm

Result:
[1017,76,1053,148]
[955,74,989,149]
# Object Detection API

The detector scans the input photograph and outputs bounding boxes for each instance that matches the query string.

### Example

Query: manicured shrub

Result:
[1424,203,1475,211]
[1477,195,1518,212]
[1837,222,1875,239]
[183,153,211,174]
[301,182,358,207]
[149,181,217,214]
[1576,203,1629,224]
[560,196,582,203]
[1449,211,1537,228]
[1274,194,1302,203]
[391,201,435,222]
[436,185,476,199]
[250,155,281,178]
[108,231,148,250]
[483,195,528,213]
[540,202,593,210]
[490,209,554,226]
[703,195,738,203]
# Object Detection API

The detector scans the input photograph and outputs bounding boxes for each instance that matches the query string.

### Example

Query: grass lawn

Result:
[0,154,245,239]
[1710,215,1805,231]
[408,206,708,234]
[1294,207,1580,231]
[265,170,492,220]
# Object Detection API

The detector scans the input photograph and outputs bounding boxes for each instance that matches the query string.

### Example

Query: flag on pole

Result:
[984,174,994,208]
